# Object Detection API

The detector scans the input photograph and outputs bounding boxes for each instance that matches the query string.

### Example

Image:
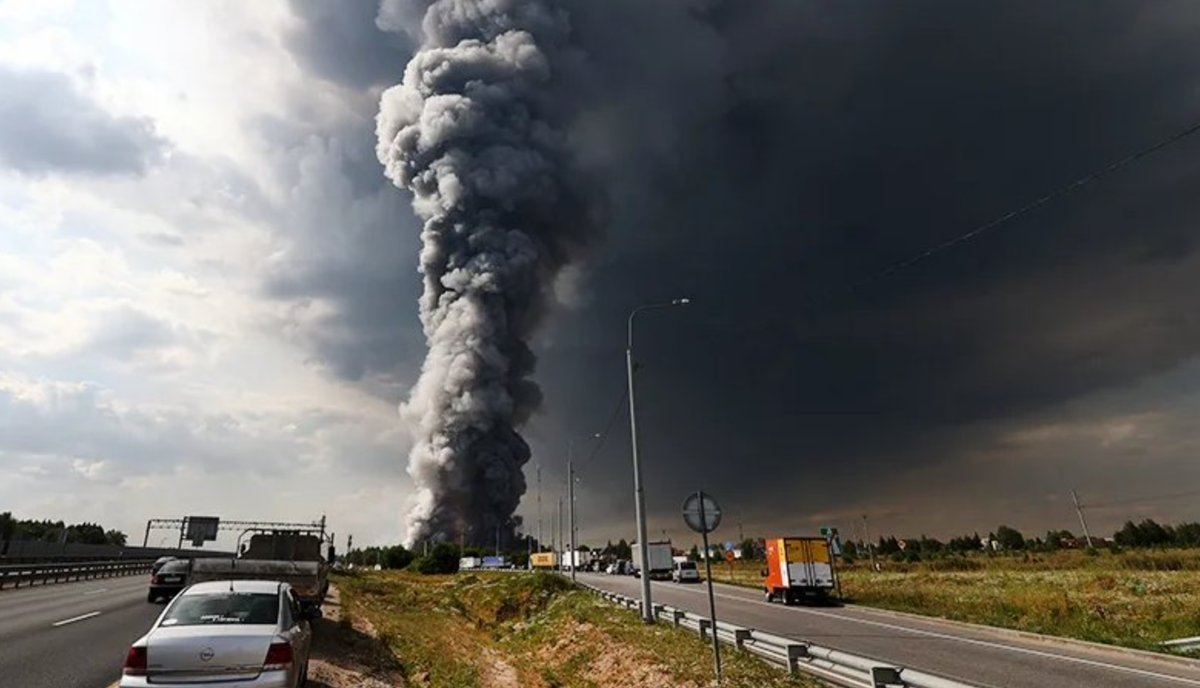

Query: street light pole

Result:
[537,463,542,553]
[627,297,690,623]
[568,443,577,581]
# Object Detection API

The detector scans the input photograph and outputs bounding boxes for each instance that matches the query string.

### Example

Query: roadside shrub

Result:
[410,543,460,574]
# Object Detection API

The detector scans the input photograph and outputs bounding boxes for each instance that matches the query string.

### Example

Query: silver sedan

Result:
[120,579,315,688]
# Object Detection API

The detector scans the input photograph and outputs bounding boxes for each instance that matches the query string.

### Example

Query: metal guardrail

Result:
[1163,636,1200,653]
[0,559,154,590]
[577,581,980,688]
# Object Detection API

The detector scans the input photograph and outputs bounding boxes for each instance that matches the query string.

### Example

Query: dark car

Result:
[148,559,191,602]
[151,556,176,574]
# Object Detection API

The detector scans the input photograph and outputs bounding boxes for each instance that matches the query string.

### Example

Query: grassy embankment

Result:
[711,549,1200,651]
[334,570,818,688]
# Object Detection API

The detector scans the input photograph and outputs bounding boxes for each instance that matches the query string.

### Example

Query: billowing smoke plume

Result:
[376,0,593,547]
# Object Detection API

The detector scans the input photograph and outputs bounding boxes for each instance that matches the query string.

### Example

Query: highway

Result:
[0,575,160,688]
[577,572,1200,688]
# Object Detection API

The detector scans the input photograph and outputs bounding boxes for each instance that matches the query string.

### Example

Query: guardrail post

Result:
[785,643,809,676]
[671,610,685,627]
[732,628,751,651]
[698,618,712,641]
[872,666,904,687]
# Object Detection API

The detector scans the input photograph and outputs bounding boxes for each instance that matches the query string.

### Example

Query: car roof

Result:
[183,580,283,596]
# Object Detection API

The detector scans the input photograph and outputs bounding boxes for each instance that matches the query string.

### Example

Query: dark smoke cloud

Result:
[273,0,1200,541]
[376,0,597,546]
[284,0,416,89]
[524,0,1200,538]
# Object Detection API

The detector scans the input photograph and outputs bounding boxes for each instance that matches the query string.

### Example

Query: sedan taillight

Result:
[263,642,294,670]
[150,575,161,584]
[123,646,147,676]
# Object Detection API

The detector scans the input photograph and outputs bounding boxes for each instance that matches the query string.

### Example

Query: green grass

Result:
[716,549,1200,651]
[334,570,819,687]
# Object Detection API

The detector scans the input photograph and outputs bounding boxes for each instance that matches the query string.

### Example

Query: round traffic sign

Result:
[682,491,722,534]
[724,550,735,563]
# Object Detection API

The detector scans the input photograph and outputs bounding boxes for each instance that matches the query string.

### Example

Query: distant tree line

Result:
[829,518,1200,564]
[1112,519,1200,548]
[0,512,127,548]
[345,535,545,576]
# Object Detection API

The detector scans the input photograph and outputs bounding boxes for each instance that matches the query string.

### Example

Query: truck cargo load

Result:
[187,525,332,609]
[632,541,674,580]
[763,536,837,605]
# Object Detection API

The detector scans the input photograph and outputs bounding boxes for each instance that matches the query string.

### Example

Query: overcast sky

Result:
[3,0,1200,551]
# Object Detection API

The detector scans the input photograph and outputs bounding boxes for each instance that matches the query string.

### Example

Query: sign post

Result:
[683,491,723,685]
[184,516,220,548]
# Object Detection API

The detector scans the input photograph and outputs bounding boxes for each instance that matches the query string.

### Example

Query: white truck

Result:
[563,550,592,570]
[632,541,674,580]
[188,529,332,610]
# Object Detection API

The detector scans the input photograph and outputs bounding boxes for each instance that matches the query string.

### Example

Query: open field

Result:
[710,548,1200,651]
[333,570,817,688]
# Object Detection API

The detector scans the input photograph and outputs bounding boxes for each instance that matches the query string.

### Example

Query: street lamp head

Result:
[672,298,691,306]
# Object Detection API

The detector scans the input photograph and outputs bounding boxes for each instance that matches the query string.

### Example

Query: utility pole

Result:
[496,523,501,558]
[568,447,577,581]
[862,514,877,572]
[1072,489,1094,549]
[557,497,563,571]
[537,463,543,553]
[626,298,689,622]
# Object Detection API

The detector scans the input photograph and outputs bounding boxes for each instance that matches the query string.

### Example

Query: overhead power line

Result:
[824,116,1200,302]
[577,386,628,475]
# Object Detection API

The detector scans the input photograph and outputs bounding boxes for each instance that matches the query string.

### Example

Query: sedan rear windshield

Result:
[679,562,697,570]
[162,593,278,626]
[159,561,190,573]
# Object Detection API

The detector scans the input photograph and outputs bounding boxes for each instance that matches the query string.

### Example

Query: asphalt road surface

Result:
[576,572,1200,688]
[0,574,161,688]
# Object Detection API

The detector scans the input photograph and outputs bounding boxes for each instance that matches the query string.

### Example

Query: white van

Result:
[672,560,700,583]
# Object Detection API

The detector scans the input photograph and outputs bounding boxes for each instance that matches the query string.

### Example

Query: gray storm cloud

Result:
[376,0,593,547]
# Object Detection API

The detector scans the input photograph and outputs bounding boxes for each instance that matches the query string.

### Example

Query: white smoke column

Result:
[377,0,592,546]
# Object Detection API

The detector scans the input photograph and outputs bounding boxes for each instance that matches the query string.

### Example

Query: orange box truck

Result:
[763,537,837,604]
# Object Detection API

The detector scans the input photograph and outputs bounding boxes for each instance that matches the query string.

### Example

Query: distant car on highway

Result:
[605,560,632,575]
[151,556,176,574]
[672,560,700,583]
[121,580,315,688]
[147,559,191,603]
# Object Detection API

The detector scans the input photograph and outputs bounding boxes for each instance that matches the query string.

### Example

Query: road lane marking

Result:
[714,590,1200,686]
[51,611,102,627]
[82,588,110,596]
[590,577,1200,687]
